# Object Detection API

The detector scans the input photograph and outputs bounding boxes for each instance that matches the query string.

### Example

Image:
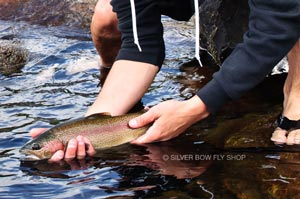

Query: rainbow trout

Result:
[20,111,148,160]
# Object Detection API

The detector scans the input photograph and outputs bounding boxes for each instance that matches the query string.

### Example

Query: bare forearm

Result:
[86,60,159,116]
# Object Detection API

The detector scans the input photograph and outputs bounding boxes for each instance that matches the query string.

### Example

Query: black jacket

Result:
[198,0,300,113]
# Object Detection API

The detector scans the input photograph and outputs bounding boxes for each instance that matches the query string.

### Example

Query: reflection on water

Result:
[1,17,300,199]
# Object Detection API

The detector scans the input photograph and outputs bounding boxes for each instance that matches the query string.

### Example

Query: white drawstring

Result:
[130,0,142,52]
[129,0,203,64]
[194,0,203,66]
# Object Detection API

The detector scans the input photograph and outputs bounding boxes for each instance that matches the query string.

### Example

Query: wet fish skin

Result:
[20,111,148,160]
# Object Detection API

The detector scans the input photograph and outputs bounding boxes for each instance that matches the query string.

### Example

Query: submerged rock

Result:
[0,40,29,75]
[221,152,300,199]
[223,113,276,148]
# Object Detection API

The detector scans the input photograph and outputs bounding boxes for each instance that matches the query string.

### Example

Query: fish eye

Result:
[31,143,41,150]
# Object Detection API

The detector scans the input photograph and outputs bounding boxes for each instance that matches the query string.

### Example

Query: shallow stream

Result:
[1,17,300,199]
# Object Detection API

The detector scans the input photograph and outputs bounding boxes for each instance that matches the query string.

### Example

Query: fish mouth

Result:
[19,149,44,160]
[21,154,42,161]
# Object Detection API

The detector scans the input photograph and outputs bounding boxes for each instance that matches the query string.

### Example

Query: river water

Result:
[1,17,300,199]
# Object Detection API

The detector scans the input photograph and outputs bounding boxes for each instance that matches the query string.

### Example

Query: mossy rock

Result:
[0,40,29,75]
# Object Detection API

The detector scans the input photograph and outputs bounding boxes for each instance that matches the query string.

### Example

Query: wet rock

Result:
[280,153,300,165]
[223,113,276,148]
[223,177,264,198]
[0,40,29,75]
[199,0,249,64]
[206,151,300,198]
[195,105,282,149]
[220,153,294,199]
[0,0,97,29]
[257,155,300,198]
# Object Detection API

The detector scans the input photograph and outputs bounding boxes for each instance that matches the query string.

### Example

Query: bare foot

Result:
[271,127,287,144]
[271,40,300,145]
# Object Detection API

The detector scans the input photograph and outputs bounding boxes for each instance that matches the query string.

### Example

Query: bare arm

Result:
[86,60,159,116]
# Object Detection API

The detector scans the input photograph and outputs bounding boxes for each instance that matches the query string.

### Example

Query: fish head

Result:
[20,137,65,160]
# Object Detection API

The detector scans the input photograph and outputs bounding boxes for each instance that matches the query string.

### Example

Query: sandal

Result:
[277,115,300,131]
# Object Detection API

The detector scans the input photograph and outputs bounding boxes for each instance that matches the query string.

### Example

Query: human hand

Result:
[29,128,96,162]
[129,96,210,144]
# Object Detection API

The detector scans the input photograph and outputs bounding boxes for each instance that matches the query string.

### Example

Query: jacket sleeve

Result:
[197,0,300,113]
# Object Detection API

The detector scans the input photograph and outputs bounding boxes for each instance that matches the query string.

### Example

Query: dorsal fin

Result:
[85,112,112,119]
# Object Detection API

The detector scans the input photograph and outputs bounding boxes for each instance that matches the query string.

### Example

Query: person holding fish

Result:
[30,0,300,161]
